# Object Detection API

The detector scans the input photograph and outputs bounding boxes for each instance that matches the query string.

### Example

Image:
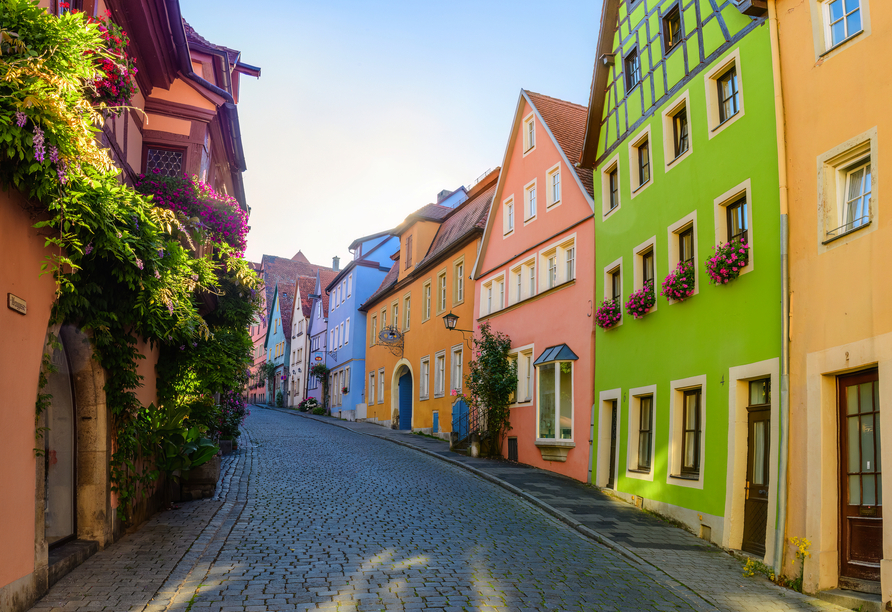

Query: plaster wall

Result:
[776,0,892,595]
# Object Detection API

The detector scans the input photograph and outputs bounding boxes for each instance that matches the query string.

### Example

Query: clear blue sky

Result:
[183,0,603,265]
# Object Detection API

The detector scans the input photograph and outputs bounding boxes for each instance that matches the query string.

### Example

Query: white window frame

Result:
[667,375,707,489]
[602,256,624,329]
[422,280,432,322]
[666,211,700,303]
[601,154,622,220]
[510,265,523,306]
[370,315,377,347]
[450,345,463,392]
[522,112,536,156]
[368,371,376,405]
[503,196,515,236]
[704,48,745,140]
[347,273,353,297]
[546,163,562,209]
[524,178,538,223]
[454,257,465,305]
[809,0,870,61]
[535,360,574,442]
[661,90,693,172]
[713,179,755,276]
[420,356,430,400]
[480,271,506,316]
[436,269,447,314]
[378,368,385,404]
[345,318,350,344]
[434,351,446,398]
[632,235,658,315]
[627,125,654,198]
[627,385,658,481]
[525,259,536,299]
[822,0,864,49]
[508,344,535,405]
[403,294,411,331]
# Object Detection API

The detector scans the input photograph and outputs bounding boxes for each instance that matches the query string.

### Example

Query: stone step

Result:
[814,588,883,612]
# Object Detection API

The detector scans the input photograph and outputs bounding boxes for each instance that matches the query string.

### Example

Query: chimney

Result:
[332,256,340,272]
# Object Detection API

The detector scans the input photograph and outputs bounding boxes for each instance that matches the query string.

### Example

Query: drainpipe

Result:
[767,0,791,577]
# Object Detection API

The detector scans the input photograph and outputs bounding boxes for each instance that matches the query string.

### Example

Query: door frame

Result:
[45,336,78,550]
[389,358,414,429]
[596,388,622,488]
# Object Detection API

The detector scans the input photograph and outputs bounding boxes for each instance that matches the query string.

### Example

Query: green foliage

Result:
[311,406,326,415]
[309,362,330,407]
[297,397,319,412]
[463,323,517,457]
[275,390,284,407]
[2,1,259,522]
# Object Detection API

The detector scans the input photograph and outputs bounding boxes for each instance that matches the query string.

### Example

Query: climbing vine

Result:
[1,2,258,521]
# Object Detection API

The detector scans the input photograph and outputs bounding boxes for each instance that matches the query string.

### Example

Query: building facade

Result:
[362,176,495,433]
[580,0,782,557]
[471,91,596,482]
[307,271,333,405]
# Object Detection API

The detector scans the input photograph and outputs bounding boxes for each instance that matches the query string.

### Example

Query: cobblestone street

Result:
[28,408,844,612]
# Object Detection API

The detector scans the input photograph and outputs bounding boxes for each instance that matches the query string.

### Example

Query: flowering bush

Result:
[595,299,622,329]
[705,237,749,285]
[135,173,249,256]
[219,391,249,439]
[625,281,656,319]
[342,386,349,394]
[660,261,696,302]
[297,397,319,412]
[85,10,138,113]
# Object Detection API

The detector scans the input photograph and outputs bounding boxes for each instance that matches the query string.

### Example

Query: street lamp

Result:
[442,311,473,350]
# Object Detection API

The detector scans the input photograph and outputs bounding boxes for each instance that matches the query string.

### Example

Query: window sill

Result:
[503,230,514,237]
[711,111,740,132]
[627,468,651,475]
[820,30,864,57]
[666,148,689,168]
[822,220,871,245]
[670,472,700,481]
[631,179,651,195]
[535,439,575,462]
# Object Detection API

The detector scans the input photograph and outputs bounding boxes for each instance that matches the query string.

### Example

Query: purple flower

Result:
[180,345,186,351]
[154,269,160,279]
[56,160,68,185]
[84,243,93,255]
[32,126,45,162]
[15,111,26,127]
[166,300,174,314]
[135,258,143,270]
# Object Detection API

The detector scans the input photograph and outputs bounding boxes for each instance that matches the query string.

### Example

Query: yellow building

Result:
[776,0,891,603]
[362,170,499,434]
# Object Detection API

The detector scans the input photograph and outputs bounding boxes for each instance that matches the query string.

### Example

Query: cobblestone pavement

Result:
[28,407,847,612]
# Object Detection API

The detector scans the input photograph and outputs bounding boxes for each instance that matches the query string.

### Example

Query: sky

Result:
[183,0,603,266]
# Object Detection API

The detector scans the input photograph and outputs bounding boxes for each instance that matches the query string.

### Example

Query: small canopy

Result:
[533,344,579,366]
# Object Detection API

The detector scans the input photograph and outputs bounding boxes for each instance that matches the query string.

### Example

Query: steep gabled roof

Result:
[278,282,297,337]
[526,91,594,196]
[260,254,333,320]
[295,276,317,319]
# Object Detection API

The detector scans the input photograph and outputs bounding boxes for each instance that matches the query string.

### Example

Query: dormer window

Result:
[523,114,536,155]
[405,235,413,269]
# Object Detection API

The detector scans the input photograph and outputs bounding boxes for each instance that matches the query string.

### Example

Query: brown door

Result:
[742,378,771,556]
[839,369,882,581]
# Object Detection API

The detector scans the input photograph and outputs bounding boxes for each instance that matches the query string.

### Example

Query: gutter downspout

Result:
[767,0,791,577]
[162,0,249,208]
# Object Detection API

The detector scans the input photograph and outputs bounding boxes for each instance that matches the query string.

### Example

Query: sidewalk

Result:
[264,405,850,612]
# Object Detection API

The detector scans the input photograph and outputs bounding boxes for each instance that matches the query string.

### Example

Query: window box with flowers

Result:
[625,281,656,318]
[705,237,750,285]
[342,386,349,394]
[661,261,696,302]
[85,10,139,114]
[595,299,623,329]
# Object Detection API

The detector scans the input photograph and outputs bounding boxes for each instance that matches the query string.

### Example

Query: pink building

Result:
[472,91,595,482]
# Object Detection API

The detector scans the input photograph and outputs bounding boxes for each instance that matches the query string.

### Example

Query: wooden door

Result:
[607,401,617,489]
[839,370,882,581]
[742,408,770,556]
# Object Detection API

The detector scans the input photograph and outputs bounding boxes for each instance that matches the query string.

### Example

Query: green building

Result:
[579,0,783,565]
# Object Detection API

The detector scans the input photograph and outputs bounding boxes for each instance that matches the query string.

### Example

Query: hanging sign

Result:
[7,293,26,315]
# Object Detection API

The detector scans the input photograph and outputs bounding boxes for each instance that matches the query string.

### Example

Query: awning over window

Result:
[533,344,579,366]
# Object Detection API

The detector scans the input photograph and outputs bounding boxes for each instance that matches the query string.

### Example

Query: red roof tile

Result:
[259,254,333,322]
[526,91,594,197]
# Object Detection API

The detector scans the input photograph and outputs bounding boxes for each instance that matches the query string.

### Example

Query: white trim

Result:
[522,111,537,157]
[507,342,535,406]
[704,47,745,140]
[523,177,538,224]
[661,89,693,172]
[601,153,622,220]
[810,0,870,62]
[666,210,700,302]
[433,350,446,398]
[419,355,430,400]
[596,388,622,488]
[546,162,562,209]
[667,374,707,489]
[601,256,624,329]
[626,385,657,481]
[503,194,515,237]
[631,235,658,315]
[712,178,755,277]
[535,359,575,443]
[627,124,654,199]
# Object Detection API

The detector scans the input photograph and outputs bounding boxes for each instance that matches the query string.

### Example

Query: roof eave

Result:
[579,0,620,169]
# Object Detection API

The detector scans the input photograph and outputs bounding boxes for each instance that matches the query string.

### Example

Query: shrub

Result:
[595,299,622,329]
[276,390,284,407]
[625,281,656,319]
[312,406,326,415]
[660,261,696,302]
[706,237,750,285]
[297,397,319,412]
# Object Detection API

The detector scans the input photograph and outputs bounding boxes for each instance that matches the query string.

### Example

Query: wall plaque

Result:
[7,293,26,315]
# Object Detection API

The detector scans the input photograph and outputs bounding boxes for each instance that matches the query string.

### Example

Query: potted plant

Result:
[706,237,750,285]
[660,261,696,302]
[625,281,656,319]
[595,299,622,329]
[342,386,349,394]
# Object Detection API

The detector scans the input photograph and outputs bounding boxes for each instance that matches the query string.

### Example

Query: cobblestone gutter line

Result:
[267,406,846,612]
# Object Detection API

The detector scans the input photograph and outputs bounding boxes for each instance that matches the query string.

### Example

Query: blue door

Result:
[452,399,469,441]
[398,372,412,430]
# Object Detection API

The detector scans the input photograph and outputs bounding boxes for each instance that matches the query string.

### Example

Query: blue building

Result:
[263,283,294,405]
[306,268,337,405]
[324,231,400,417]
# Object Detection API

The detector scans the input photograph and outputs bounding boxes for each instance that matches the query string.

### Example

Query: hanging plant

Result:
[705,237,750,285]
[595,299,622,329]
[660,261,696,302]
[85,10,139,114]
[625,281,656,319]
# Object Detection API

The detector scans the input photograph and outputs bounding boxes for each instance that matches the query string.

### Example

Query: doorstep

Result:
[48,539,99,587]
[814,588,882,612]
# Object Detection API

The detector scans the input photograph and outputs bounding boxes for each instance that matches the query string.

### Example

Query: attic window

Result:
[663,5,682,53]
[624,48,641,93]
[145,146,185,177]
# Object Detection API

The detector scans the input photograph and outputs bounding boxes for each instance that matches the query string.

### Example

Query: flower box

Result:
[625,281,656,319]
[660,261,696,302]
[706,237,750,285]
[595,299,622,329]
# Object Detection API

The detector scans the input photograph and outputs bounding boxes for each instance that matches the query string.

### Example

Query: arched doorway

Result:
[44,336,76,547]
[398,371,413,430]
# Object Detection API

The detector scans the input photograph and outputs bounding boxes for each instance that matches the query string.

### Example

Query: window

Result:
[547,255,557,289]
[525,180,537,221]
[317,303,321,318]
[726,196,749,243]
[818,132,876,248]
[420,357,430,399]
[454,260,464,304]
[451,346,463,392]
[486,282,493,314]
[403,296,411,331]
[434,352,446,397]
[378,368,385,403]
[368,371,376,405]
[637,139,650,187]
[662,5,682,53]
[537,361,573,440]
[437,271,447,313]
[423,281,432,321]
[839,160,872,234]
[624,48,640,92]
[609,168,619,209]
[527,261,536,297]
[347,274,352,297]
[679,226,694,264]
[547,164,561,208]
[391,303,398,331]
[717,67,739,124]
[681,389,702,476]
[523,114,536,153]
[610,267,621,303]
[370,315,377,346]
[601,156,621,217]
[628,128,653,196]
[672,107,688,159]
[504,198,515,234]
[511,349,534,403]
[642,248,654,289]
[344,318,350,344]
[511,266,522,304]
[638,396,653,470]
[498,278,504,309]
[381,308,386,329]
[565,247,576,282]
[144,146,185,177]
[405,235,413,269]
[824,0,862,48]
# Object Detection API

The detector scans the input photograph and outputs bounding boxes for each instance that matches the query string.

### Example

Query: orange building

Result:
[0,2,257,610]
[774,0,891,603]
[361,170,499,434]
